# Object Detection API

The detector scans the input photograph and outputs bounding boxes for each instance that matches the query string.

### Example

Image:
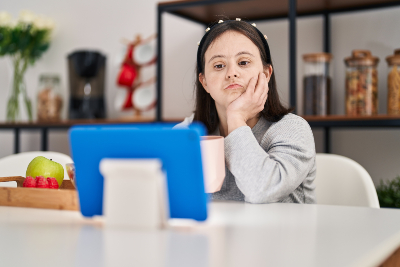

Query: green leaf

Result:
[0,23,52,62]
[376,176,400,208]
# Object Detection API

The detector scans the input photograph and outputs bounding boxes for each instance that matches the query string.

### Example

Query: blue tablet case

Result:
[69,123,208,221]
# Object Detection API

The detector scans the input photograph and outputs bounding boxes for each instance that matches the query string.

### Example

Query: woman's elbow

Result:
[242,184,293,204]
[244,192,279,204]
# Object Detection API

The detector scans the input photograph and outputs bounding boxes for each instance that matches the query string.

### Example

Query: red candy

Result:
[35,176,49,188]
[47,177,59,189]
[23,176,36,188]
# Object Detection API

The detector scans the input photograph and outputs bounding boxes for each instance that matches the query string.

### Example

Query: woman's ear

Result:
[199,73,209,93]
[263,65,273,83]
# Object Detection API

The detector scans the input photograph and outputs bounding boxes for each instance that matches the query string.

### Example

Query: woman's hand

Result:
[226,72,269,135]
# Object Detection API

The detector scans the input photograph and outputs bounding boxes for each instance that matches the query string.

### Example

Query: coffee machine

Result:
[68,50,106,119]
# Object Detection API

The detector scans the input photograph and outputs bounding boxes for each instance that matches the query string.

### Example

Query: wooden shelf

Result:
[3,115,400,129]
[0,117,184,129]
[1,117,185,153]
[303,115,400,127]
[159,0,400,24]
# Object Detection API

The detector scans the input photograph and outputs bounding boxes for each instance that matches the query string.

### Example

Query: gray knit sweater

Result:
[175,113,316,204]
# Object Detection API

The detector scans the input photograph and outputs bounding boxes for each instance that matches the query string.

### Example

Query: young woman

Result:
[176,19,316,204]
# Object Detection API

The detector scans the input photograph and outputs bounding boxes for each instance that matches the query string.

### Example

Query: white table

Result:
[1,202,400,267]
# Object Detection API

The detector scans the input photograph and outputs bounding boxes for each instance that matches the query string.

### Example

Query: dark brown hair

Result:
[193,20,293,134]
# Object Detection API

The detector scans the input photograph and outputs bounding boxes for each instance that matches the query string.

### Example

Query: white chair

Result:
[315,153,380,208]
[0,151,73,188]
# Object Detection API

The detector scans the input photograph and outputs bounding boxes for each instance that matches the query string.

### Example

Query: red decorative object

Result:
[117,64,137,87]
[115,34,157,115]
[122,89,134,109]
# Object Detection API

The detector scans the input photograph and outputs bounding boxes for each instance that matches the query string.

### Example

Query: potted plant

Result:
[376,176,400,208]
[0,10,54,122]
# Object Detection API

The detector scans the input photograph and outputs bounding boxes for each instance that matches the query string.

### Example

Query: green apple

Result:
[26,156,64,186]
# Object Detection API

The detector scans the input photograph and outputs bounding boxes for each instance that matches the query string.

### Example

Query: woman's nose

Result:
[226,65,239,79]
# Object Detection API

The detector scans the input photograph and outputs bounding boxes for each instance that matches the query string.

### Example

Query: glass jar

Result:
[37,74,63,121]
[303,53,332,116]
[344,50,379,116]
[386,49,400,115]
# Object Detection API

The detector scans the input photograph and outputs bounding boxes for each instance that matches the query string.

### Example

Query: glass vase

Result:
[6,57,33,122]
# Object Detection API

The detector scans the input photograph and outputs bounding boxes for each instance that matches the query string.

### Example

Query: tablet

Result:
[69,122,208,221]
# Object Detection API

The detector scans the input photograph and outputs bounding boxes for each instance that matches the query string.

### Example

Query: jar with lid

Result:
[344,50,379,116]
[303,53,332,116]
[386,49,400,115]
[37,74,63,121]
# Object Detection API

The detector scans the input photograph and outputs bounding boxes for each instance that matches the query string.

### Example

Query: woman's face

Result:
[199,30,270,111]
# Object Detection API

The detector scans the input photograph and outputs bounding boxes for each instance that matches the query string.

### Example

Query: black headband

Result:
[196,19,272,73]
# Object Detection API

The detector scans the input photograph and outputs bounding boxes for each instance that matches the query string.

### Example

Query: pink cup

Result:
[200,136,225,193]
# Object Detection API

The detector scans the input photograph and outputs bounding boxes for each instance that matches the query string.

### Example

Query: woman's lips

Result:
[225,84,243,90]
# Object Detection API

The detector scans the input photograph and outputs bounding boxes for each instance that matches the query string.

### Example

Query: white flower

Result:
[0,11,14,27]
[33,15,46,29]
[34,15,54,30]
[19,10,36,25]
[43,17,55,31]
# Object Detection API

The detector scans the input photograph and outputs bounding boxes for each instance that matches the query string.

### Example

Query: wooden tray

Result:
[0,176,79,211]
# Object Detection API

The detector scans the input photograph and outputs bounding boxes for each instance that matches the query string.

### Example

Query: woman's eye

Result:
[239,61,249,66]
[214,64,225,69]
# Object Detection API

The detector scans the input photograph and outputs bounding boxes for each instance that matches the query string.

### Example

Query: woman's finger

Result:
[260,80,269,101]
[246,76,258,95]
[256,76,268,107]
[254,73,266,98]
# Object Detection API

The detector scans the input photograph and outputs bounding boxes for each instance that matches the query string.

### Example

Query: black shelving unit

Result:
[304,115,400,153]
[2,0,400,155]
[0,118,158,154]
[156,0,400,153]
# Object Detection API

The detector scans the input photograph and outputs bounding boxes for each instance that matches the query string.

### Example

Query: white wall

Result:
[0,0,203,155]
[0,2,399,185]
[162,12,203,119]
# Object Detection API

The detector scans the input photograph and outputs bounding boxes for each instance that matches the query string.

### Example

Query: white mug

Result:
[200,136,225,193]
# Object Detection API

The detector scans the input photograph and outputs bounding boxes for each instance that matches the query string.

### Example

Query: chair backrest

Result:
[0,151,73,187]
[315,153,380,208]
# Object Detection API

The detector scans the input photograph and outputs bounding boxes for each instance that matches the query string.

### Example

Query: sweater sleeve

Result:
[172,114,194,129]
[224,117,316,204]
